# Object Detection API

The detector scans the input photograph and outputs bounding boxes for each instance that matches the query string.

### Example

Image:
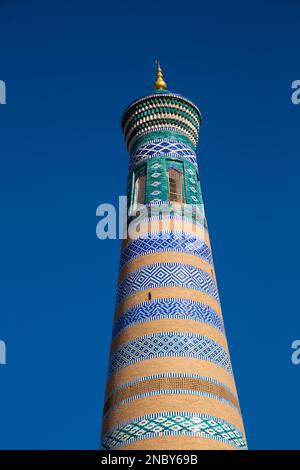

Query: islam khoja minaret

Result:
[101,63,247,450]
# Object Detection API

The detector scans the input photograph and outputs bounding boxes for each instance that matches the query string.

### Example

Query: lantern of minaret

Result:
[101,64,247,451]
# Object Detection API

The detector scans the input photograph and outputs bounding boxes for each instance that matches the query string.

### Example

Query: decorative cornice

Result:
[121,93,202,153]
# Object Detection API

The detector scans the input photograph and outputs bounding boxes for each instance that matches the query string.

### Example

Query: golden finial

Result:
[154,60,167,90]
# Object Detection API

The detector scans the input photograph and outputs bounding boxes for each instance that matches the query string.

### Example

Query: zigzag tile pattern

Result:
[120,232,213,269]
[108,332,232,377]
[116,262,219,305]
[112,298,224,339]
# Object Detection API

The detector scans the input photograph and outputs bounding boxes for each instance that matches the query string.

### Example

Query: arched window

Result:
[168,168,183,203]
[134,174,146,205]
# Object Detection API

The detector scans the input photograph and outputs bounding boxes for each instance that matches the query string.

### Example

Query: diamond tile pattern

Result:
[116,262,218,305]
[102,412,247,450]
[108,332,232,376]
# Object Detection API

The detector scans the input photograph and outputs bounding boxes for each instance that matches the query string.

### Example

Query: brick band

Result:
[104,375,240,415]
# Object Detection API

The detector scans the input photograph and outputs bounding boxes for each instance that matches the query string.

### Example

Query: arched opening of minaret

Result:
[168,168,183,203]
[134,174,146,205]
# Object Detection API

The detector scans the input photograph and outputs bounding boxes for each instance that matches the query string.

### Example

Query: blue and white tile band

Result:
[102,412,247,450]
[129,139,198,170]
[112,298,224,339]
[116,262,219,305]
[108,331,232,377]
[120,232,213,269]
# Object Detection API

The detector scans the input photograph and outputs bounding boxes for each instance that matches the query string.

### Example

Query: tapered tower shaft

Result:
[101,65,247,450]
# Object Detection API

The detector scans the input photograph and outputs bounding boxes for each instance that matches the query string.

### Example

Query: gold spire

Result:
[154,60,167,90]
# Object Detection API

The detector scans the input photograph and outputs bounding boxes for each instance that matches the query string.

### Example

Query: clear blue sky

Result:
[0,0,299,450]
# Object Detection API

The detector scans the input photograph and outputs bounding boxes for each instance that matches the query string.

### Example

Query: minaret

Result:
[101,64,247,450]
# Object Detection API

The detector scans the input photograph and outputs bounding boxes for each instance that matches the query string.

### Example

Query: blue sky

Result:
[0,0,299,449]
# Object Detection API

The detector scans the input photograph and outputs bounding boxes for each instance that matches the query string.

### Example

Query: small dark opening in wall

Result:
[148,292,152,300]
